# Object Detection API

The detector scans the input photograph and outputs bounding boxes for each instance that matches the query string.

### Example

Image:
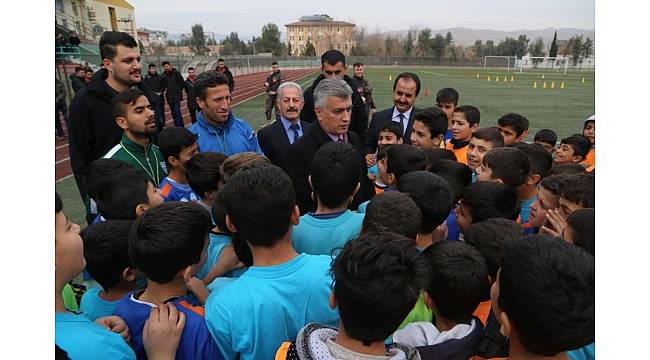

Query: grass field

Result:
[56,66,594,226]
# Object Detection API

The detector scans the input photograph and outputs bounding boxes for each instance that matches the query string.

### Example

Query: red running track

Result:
[56,69,316,182]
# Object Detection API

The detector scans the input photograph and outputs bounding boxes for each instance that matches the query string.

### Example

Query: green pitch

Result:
[57,66,594,226]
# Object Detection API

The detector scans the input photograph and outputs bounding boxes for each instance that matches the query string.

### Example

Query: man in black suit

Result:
[364,72,421,165]
[284,79,375,214]
[258,81,312,167]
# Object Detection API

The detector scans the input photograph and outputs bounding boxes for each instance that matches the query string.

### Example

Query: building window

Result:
[55,0,64,12]
[337,44,341,50]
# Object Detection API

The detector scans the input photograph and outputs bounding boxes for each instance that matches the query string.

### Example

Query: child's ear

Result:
[290,205,300,225]
[499,311,512,338]
[122,267,136,282]
[423,291,434,310]
[397,138,404,144]
[387,173,396,185]
[329,291,338,309]
[471,123,479,131]
[115,116,128,130]
[573,155,584,163]
[135,203,149,217]
[167,156,180,168]
[225,214,238,233]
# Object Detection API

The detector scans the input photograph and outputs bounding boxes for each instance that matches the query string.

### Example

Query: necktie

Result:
[398,113,406,135]
[289,123,300,144]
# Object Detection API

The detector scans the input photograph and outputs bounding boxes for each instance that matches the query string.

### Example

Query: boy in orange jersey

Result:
[446,105,480,164]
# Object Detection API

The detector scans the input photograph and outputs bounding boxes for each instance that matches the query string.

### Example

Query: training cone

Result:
[389,74,392,81]
[476,73,480,78]
[560,82,565,89]
[510,76,514,82]
[551,81,555,89]
[424,87,429,96]
[581,77,585,83]
[487,76,491,81]
[543,81,547,88]
[496,76,499,82]
[533,81,537,88]
[542,74,545,79]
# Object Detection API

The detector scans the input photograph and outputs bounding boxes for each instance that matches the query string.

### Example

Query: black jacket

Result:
[185,77,199,110]
[299,74,369,144]
[69,74,87,94]
[68,68,160,200]
[258,119,312,167]
[282,120,374,215]
[216,66,235,92]
[145,73,165,94]
[364,106,418,154]
[162,68,187,104]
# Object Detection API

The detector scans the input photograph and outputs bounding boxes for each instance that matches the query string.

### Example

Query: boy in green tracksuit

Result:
[103,88,167,186]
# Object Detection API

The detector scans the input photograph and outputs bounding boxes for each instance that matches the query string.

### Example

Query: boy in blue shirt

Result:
[158,127,200,202]
[292,142,365,256]
[366,121,403,186]
[361,191,422,242]
[113,202,224,360]
[428,159,473,240]
[455,182,520,235]
[511,142,553,224]
[185,151,227,213]
[95,168,164,221]
[397,171,455,250]
[393,241,489,359]
[378,143,427,190]
[85,158,134,224]
[55,193,136,360]
[205,164,339,360]
[80,220,139,320]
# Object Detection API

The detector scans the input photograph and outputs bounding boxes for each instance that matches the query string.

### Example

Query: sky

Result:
[128,0,594,38]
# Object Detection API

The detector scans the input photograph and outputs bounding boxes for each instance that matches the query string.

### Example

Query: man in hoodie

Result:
[300,50,369,143]
[162,61,188,128]
[215,58,235,93]
[275,231,427,360]
[68,31,160,217]
[145,63,166,131]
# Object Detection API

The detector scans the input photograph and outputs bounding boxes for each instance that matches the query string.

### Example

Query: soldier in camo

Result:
[351,62,376,118]
[264,61,285,121]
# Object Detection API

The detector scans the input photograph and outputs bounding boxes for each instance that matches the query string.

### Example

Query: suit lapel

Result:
[274,119,291,148]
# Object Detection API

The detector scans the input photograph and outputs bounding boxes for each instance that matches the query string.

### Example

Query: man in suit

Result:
[284,79,375,215]
[364,72,421,165]
[258,81,312,167]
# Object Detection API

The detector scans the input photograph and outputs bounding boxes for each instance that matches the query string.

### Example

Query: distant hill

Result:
[384,27,595,47]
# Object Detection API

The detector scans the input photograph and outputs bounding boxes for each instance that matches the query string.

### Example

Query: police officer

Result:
[351,62,376,118]
[264,61,285,121]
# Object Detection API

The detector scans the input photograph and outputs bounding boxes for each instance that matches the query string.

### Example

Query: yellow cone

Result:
[533,81,537,88]
[543,81,547,88]
[551,81,555,89]
[581,77,585,83]
[496,76,499,82]
[560,82,565,89]
[510,76,514,82]
[389,74,392,81]
[476,73,480,78]
[542,74,545,79]
[487,76,491,81]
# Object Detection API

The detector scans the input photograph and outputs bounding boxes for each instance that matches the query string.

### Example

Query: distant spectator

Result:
[55,78,69,140]
[69,67,87,93]
[69,31,81,47]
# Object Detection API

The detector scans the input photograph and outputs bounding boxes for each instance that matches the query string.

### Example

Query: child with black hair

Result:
[476,147,531,189]
[397,171,455,250]
[534,128,558,154]
[455,182,520,234]
[55,193,136,359]
[527,175,572,235]
[423,148,457,170]
[205,164,339,360]
[410,107,448,151]
[220,152,271,183]
[378,144,427,190]
[85,158,134,224]
[185,151,227,213]
[114,202,224,360]
[95,168,164,221]
[554,134,591,165]
[427,160,473,241]
[435,87,459,142]
[467,127,504,181]
[446,105,480,164]
[80,220,139,320]
[541,174,595,237]
[510,142,554,224]
[547,162,587,176]
[491,235,594,360]
[276,232,429,360]
[158,127,200,202]
[293,142,365,256]
[582,115,595,170]
[497,113,529,145]
[361,191,422,241]
[366,121,404,185]
[393,241,489,360]
[564,208,595,256]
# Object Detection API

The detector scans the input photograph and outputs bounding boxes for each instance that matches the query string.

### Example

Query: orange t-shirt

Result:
[473,300,492,326]
[582,147,595,167]
[446,142,469,165]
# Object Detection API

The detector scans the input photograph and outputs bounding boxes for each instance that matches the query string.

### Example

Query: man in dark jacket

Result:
[161,61,187,128]
[215,58,235,93]
[185,67,199,124]
[350,62,376,116]
[68,31,160,215]
[264,61,284,121]
[69,67,87,93]
[299,50,368,144]
[283,78,374,215]
[55,78,68,140]
[145,63,166,131]
[69,31,81,47]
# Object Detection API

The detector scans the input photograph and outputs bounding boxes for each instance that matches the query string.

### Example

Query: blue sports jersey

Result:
[205,253,339,360]
[159,177,199,202]
[444,129,454,142]
[196,231,247,282]
[80,287,119,321]
[446,209,460,241]
[568,342,595,360]
[292,210,364,256]
[519,195,538,225]
[113,291,224,360]
[56,311,135,359]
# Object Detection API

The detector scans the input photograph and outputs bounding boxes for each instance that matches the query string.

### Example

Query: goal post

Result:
[483,56,518,72]
[518,56,569,75]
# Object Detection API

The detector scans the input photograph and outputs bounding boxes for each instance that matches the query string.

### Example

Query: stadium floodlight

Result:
[483,56,518,72]
[518,56,569,75]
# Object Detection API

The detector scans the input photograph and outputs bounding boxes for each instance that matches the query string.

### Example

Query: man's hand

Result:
[96,315,130,343]
[365,153,377,167]
[143,303,185,360]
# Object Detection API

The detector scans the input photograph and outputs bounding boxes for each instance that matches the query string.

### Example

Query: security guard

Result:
[264,61,285,121]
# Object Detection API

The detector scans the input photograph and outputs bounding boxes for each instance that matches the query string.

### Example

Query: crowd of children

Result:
[55,69,595,360]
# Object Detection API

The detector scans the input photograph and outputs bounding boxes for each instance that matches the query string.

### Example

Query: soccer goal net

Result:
[483,56,518,72]
[518,56,569,74]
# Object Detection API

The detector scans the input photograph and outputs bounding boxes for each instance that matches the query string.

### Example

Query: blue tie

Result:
[290,123,300,144]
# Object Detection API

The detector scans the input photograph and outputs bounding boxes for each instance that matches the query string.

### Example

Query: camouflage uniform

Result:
[352,75,376,117]
[265,70,285,121]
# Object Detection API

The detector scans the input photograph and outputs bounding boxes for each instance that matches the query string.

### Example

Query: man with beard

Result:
[257,81,312,167]
[161,61,188,128]
[264,61,285,121]
[299,50,368,143]
[69,31,160,212]
[103,88,166,187]
[69,67,87,94]
[185,67,199,124]
[215,58,235,93]
[145,63,166,131]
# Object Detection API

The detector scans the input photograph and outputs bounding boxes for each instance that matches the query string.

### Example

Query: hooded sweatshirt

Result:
[392,318,484,360]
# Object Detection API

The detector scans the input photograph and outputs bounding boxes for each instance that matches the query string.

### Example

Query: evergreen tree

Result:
[549,30,558,57]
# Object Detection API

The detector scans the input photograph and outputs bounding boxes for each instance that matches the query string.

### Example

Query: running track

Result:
[55,69,316,182]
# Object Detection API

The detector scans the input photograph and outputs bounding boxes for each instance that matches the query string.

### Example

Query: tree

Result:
[431,33,446,58]
[190,23,208,55]
[352,26,367,56]
[485,40,496,56]
[385,36,396,56]
[303,40,316,56]
[583,37,593,58]
[528,38,545,66]
[259,23,283,56]
[221,31,244,55]
[568,35,584,65]
[549,30,558,58]
[403,29,416,58]
[287,42,293,56]
[445,31,454,46]
[417,28,432,56]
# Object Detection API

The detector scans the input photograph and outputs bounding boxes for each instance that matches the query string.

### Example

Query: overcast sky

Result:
[129,0,594,37]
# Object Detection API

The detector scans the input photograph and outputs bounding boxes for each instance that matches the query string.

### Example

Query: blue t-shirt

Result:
[519,195,538,225]
[205,253,339,360]
[196,232,247,282]
[444,128,454,142]
[113,291,223,360]
[568,342,595,360]
[446,209,460,241]
[357,200,370,214]
[292,210,364,256]
[55,311,136,360]
[80,287,119,321]
[368,164,379,178]
[159,177,199,202]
